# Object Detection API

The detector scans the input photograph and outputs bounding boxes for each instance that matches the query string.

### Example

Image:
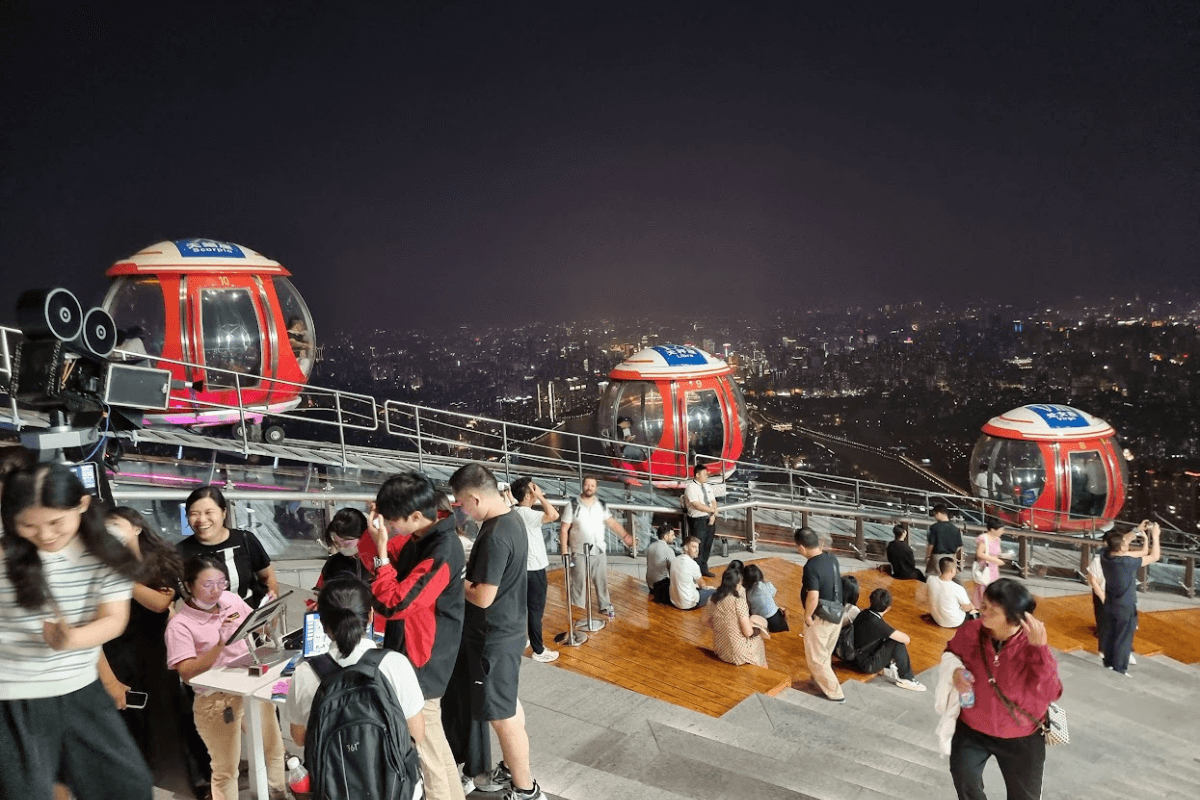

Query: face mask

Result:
[190,596,218,611]
[337,543,359,557]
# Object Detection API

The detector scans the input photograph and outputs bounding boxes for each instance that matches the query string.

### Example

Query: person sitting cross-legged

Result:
[669,536,713,610]
[927,557,977,628]
[708,568,769,667]
[644,522,677,605]
[849,588,926,692]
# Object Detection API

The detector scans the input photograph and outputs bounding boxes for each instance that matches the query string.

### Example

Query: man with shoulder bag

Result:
[796,527,845,703]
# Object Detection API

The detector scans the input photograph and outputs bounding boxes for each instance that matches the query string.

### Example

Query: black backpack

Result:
[303,649,420,800]
[834,621,856,662]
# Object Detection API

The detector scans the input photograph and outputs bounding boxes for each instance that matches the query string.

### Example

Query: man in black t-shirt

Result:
[924,504,964,578]
[449,464,543,800]
[796,527,845,703]
[850,588,926,691]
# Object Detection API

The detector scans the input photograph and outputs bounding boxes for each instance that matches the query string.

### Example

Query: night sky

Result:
[1,1,1197,329]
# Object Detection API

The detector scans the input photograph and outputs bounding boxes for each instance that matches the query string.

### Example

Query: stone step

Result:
[1057,649,1199,703]
[647,718,913,800]
[1150,654,1200,677]
[768,685,945,755]
[753,692,950,776]
[534,753,711,800]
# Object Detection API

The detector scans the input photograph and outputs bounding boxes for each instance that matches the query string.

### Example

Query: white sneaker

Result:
[475,762,510,793]
[1128,654,1137,665]
[896,678,927,692]
[532,648,560,663]
[462,773,477,795]
[881,663,899,683]
[504,782,545,800]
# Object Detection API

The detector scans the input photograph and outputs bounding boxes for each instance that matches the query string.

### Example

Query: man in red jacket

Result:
[369,472,466,800]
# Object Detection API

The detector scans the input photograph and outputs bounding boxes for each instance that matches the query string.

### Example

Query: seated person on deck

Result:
[849,588,926,692]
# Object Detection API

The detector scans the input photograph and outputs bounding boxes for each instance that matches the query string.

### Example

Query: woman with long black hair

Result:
[0,463,152,800]
[708,567,769,667]
[101,506,189,786]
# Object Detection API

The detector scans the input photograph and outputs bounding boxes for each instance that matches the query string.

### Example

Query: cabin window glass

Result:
[103,277,166,358]
[612,381,661,462]
[1068,450,1106,519]
[199,288,262,388]
[685,388,724,466]
[971,435,1045,507]
[273,277,315,378]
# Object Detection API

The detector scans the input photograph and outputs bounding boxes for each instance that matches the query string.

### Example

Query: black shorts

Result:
[465,637,523,722]
[0,679,152,800]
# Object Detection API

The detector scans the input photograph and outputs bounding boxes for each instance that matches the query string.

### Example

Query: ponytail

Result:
[317,577,372,658]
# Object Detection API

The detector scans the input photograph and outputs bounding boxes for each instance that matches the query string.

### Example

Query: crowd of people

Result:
[0,448,1164,800]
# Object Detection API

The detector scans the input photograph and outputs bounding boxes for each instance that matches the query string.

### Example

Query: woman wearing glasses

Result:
[165,556,286,800]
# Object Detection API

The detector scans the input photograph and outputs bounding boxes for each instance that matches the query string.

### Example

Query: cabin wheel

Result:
[264,424,286,444]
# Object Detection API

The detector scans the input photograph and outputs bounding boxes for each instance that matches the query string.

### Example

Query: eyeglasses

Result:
[199,580,228,591]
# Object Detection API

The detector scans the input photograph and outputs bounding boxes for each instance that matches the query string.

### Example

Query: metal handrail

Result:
[4,323,1198,554]
[108,485,1197,597]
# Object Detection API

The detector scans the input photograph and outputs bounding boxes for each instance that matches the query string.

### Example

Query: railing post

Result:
[625,508,637,556]
[855,516,865,556]
[801,509,810,529]
[414,406,424,471]
[854,479,860,507]
[1018,535,1029,578]
[235,374,248,456]
[502,422,511,483]
[1184,557,1195,599]
[1079,542,1091,577]
[1137,564,1148,592]
[576,433,583,484]
[334,392,347,467]
[745,505,756,552]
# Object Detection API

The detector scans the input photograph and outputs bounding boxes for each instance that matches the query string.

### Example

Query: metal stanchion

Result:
[554,552,588,647]
[574,543,606,632]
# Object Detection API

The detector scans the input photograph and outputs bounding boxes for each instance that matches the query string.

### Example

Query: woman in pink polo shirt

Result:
[165,556,286,800]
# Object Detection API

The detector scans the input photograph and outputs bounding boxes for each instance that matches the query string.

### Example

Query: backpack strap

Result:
[356,647,388,673]
[309,653,339,684]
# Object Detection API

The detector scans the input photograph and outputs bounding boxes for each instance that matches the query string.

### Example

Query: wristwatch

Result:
[373,556,387,570]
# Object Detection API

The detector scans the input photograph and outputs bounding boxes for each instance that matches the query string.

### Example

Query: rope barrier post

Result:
[575,544,606,632]
[554,553,587,647]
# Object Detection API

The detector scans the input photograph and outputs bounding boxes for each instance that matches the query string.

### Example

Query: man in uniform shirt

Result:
[683,464,719,577]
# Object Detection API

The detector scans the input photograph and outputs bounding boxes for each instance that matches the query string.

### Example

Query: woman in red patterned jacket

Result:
[946,578,1061,800]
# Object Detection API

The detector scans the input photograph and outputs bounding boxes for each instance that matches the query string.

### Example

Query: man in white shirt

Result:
[683,464,719,577]
[669,536,713,610]
[926,557,976,628]
[510,477,560,663]
[644,522,677,604]
[559,476,634,620]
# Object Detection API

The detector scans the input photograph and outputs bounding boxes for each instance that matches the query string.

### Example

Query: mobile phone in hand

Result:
[125,690,148,709]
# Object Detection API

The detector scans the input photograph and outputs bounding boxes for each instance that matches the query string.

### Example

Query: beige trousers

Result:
[804,618,845,700]
[416,696,466,800]
[193,691,286,800]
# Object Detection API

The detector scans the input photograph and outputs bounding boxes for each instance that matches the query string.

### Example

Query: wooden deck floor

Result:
[539,557,1200,717]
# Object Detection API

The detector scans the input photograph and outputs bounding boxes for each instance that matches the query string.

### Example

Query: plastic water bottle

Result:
[286,756,310,794]
[959,669,975,709]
